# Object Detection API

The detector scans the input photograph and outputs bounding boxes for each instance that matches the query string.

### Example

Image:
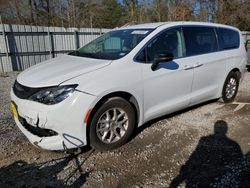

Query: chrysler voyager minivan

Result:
[11,22,247,151]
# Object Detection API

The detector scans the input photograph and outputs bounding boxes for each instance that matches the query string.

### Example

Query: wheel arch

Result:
[216,67,241,100]
[230,68,241,79]
[85,91,140,144]
[220,67,241,102]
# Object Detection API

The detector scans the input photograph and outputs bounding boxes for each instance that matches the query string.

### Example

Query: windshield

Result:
[69,29,153,60]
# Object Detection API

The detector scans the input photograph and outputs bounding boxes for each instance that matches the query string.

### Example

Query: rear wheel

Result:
[222,72,239,103]
[89,97,135,150]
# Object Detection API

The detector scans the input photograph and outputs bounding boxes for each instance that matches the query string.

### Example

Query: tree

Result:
[0,0,249,30]
[97,0,125,28]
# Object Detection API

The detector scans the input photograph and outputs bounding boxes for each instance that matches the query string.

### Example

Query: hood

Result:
[17,55,112,87]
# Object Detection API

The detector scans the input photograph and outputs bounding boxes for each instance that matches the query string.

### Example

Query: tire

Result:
[89,97,135,151]
[222,71,239,103]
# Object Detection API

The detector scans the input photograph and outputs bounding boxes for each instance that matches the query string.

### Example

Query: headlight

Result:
[29,85,78,105]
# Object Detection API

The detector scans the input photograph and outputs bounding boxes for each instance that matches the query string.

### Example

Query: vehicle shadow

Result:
[0,149,94,188]
[169,120,250,187]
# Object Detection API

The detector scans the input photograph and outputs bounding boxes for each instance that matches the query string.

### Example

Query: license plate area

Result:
[10,101,19,119]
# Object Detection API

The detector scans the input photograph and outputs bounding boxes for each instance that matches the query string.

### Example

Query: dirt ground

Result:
[0,71,250,188]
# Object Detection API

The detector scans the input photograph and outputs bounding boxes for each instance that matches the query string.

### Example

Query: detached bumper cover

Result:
[18,116,58,137]
[10,89,96,150]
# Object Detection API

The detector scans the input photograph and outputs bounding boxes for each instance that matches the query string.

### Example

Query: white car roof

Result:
[119,22,170,29]
[118,21,239,31]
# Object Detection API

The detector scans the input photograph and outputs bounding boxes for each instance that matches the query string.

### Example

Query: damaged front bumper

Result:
[10,88,96,151]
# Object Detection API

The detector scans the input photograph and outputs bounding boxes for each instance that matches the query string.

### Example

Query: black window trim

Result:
[215,27,240,51]
[182,25,219,57]
[133,25,183,63]
[133,25,240,64]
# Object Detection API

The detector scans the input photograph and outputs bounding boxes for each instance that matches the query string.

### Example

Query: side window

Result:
[183,27,218,56]
[146,28,184,61]
[136,28,184,62]
[217,28,240,50]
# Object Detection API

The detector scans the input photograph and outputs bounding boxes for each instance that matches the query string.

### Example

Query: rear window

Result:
[183,27,218,56]
[217,28,240,50]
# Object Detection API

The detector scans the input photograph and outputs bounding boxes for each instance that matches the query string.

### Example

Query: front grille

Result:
[19,116,58,137]
[13,81,40,99]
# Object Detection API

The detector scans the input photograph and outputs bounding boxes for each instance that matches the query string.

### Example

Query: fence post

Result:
[47,28,55,58]
[0,15,10,72]
[74,30,79,50]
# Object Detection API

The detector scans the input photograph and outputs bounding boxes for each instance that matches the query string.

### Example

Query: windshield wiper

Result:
[68,50,79,56]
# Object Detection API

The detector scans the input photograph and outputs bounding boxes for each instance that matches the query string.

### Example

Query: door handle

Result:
[183,65,194,70]
[193,62,203,68]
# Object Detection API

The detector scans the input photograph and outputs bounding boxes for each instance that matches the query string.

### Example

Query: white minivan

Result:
[11,22,247,151]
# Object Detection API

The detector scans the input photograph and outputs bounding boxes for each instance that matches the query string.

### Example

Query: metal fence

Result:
[0,24,250,73]
[0,24,111,72]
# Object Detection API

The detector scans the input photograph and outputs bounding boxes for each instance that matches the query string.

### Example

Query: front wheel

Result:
[222,72,239,103]
[89,97,135,151]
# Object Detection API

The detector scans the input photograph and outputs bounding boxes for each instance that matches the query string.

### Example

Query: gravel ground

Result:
[0,71,250,188]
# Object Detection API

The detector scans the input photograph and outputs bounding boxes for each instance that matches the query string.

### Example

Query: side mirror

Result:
[245,39,250,51]
[151,53,174,71]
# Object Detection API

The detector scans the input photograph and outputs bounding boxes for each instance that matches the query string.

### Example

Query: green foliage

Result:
[96,0,125,28]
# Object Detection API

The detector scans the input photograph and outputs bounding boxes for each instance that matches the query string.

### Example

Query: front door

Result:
[138,28,194,122]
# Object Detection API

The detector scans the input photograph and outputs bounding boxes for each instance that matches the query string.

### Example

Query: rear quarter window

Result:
[217,28,240,50]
